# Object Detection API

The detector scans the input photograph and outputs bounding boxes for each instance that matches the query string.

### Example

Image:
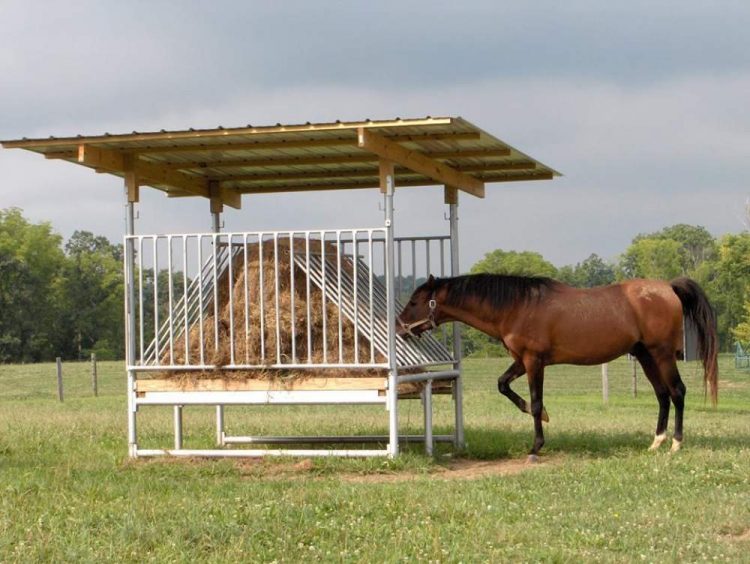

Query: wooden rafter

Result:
[204,161,536,184]
[357,129,485,198]
[77,146,241,208]
[229,172,553,194]
[121,131,480,155]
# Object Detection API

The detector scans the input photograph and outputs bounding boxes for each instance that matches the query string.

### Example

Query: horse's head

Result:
[396,274,439,339]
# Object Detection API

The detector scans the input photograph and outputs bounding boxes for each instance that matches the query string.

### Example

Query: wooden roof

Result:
[1,116,559,209]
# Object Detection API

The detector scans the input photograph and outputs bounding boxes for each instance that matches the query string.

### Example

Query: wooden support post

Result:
[56,357,63,402]
[91,352,98,397]
[632,357,637,398]
[601,363,609,404]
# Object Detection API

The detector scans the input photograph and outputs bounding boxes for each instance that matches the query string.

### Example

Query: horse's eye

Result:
[409,301,416,307]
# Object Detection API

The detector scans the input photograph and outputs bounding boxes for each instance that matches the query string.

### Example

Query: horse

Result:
[396,273,718,460]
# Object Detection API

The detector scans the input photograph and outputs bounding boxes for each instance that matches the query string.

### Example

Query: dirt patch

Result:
[234,455,559,483]
[721,528,750,543]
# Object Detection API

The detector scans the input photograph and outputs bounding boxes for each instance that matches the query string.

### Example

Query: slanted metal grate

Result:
[295,253,454,368]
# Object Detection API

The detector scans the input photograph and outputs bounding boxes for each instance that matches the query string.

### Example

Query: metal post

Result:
[422,381,433,456]
[449,201,465,449]
[125,192,137,457]
[56,357,63,402]
[91,352,98,397]
[211,209,225,446]
[174,405,183,449]
[602,363,609,404]
[383,168,399,458]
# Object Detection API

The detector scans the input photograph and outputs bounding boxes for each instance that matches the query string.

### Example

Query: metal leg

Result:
[216,405,225,446]
[382,161,399,458]
[174,405,183,449]
[423,381,434,456]
[127,370,137,457]
[449,200,465,450]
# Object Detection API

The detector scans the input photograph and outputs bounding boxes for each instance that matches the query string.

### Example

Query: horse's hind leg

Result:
[662,359,686,453]
[634,345,671,450]
[498,360,549,422]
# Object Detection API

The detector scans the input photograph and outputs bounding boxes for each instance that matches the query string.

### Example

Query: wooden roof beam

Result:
[357,129,485,198]
[153,148,512,172]
[205,160,537,184]
[123,131,480,155]
[77,145,242,209]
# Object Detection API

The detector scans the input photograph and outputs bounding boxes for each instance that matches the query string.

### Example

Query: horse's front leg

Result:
[498,359,549,422]
[525,355,546,462]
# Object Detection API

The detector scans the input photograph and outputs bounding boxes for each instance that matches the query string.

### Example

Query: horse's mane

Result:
[428,273,559,310]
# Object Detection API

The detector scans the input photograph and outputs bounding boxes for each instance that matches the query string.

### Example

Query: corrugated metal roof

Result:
[1,116,560,204]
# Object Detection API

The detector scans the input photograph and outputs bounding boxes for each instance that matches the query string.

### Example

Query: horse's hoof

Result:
[527,454,540,464]
[541,408,550,423]
[669,439,682,453]
[648,433,667,451]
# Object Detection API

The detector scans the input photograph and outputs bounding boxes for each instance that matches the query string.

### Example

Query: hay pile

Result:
[161,237,390,380]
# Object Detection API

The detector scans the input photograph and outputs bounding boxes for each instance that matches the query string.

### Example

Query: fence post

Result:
[91,352,98,397]
[601,363,609,404]
[631,357,637,398]
[56,357,64,402]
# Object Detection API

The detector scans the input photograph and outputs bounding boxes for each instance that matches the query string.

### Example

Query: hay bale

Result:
[161,237,389,380]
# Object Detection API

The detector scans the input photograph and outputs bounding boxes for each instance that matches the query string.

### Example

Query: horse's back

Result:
[619,279,684,350]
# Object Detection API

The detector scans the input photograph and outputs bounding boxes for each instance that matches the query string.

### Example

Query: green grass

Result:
[1,356,748,562]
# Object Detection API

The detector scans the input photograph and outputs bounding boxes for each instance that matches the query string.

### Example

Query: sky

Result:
[1,1,749,268]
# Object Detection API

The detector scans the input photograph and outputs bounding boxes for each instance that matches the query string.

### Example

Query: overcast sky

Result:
[1,1,749,268]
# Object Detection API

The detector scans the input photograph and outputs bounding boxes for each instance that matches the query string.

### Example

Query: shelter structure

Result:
[2,116,559,458]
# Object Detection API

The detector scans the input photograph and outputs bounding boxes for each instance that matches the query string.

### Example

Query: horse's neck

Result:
[439,297,504,339]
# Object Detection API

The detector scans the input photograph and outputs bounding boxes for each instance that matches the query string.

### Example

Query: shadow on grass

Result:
[458,426,750,461]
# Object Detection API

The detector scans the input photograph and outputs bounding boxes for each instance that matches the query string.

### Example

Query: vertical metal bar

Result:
[138,237,144,364]
[352,231,359,364]
[384,173,399,458]
[228,234,235,365]
[397,240,402,301]
[125,195,137,457]
[305,233,312,364]
[91,352,98,397]
[198,237,205,366]
[216,404,225,446]
[167,236,174,364]
[174,405,183,449]
[440,239,445,277]
[321,233,328,363]
[182,236,189,365]
[289,233,297,364]
[368,231,375,363]
[152,238,160,364]
[423,381,433,456]
[449,201,465,450]
[336,231,343,364]
[259,236,266,362]
[411,240,416,292]
[274,234,281,364]
[211,213,223,445]
[602,363,609,404]
[212,233,219,353]
[56,357,63,402]
[243,233,249,365]
[425,240,431,279]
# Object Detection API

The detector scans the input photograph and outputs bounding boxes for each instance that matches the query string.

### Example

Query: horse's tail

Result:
[670,277,718,406]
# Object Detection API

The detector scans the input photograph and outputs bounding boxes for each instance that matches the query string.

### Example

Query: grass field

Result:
[1,356,748,562]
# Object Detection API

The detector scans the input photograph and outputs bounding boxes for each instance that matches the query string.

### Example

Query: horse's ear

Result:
[427,274,436,288]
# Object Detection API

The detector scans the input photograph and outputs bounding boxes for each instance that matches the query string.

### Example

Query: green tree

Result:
[0,208,66,361]
[620,238,683,280]
[59,231,124,359]
[470,249,557,277]
[558,254,616,288]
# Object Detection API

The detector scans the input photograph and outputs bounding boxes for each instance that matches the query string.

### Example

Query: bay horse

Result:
[396,274,718,460]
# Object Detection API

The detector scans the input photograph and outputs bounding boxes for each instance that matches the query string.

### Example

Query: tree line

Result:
[2,208,749,363]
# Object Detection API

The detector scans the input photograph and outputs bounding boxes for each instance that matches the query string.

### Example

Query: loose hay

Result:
[156,237,401,383]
